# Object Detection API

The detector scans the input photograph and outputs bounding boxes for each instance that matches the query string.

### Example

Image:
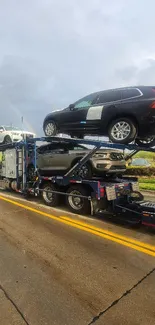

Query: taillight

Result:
[150,101,155,108]
[100,187,105,197]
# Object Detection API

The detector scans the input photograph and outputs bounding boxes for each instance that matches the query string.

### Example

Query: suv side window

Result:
[37,144,57,154]
[74,93,98,109]
[96,90,121,104]
[122,88,141,100]
[42,147,66,154]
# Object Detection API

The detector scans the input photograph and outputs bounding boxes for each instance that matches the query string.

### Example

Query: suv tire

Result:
[108,117,137,144]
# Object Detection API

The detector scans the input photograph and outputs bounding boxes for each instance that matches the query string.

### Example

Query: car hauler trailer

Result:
[0,136,155,228]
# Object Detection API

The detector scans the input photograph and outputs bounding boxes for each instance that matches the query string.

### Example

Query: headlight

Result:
[110,152,124,160]
[94,153,107,158]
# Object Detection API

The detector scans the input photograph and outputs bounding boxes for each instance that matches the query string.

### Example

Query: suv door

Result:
[60,92,99,132]
[37,144,71,172]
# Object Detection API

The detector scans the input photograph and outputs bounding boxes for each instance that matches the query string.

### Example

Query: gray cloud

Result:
[0,0,155,134]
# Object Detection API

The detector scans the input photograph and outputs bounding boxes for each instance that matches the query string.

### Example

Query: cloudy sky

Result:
[0,0,154,134]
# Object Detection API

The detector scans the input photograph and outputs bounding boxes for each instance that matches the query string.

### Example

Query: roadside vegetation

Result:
[134,151,155,160]
[126,151,155,191]
[138,177,155,191]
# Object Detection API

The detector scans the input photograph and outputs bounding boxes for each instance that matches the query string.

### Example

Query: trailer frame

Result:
[0,136,155,228]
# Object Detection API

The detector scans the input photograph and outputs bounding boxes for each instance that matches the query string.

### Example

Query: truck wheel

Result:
[66,185,90,215]
[3,135,12,144]
[108,118,137,144]
[41,183,59,207]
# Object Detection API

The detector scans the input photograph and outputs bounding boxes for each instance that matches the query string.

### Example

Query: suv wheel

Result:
[44,120,57,137]
[4,135,12,144]
[135,137,155,148]
[108,118,137,144]
[78,163,92,178]
[70,134,84,139]
[72,162,92,179]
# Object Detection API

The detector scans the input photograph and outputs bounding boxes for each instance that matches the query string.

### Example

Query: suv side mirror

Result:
[69,103,75,110]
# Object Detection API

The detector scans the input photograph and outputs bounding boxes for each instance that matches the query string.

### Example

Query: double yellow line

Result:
[0,195,155,257]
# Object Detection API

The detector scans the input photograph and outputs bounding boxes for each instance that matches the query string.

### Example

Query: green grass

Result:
[133,151,155,160]
[138,177,155,190]
[138,177,155,184]
[139,183,155,191]
[122,150,155,190]
[127,165,149,169]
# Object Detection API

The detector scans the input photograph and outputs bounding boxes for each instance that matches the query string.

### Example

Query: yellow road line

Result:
[0,195,155,257]
[61,216,155,251]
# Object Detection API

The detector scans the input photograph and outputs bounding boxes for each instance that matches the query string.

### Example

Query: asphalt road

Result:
[0,193,155,325]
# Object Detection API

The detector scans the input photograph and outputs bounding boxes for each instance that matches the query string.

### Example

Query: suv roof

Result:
[79,85,155,98]
[37,142,124,154]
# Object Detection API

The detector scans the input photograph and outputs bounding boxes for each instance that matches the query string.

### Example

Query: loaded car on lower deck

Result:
[35,141,126,178]
[43,86,155,147]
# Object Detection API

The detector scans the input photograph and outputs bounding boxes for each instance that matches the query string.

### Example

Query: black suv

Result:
[43,86,155,147]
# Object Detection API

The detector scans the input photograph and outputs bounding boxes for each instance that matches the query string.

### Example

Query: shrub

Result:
[132,151,155,160]
[138,178,155,184]
[125,166,155,176]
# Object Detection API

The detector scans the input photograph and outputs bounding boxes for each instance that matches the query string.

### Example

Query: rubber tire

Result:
[41,182,59,207]
[71,161,92,179]
[78,134,84,139]
[135,137,155,148]
[79,163,92,179]
[70,134,84,139]
[108,118,137,144]
[4,135,12,144]
[66,185,91,215]
[43,120,57,137]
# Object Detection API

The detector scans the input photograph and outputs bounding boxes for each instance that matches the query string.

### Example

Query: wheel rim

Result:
[45,122,55,136]
[137,137,154,144]
[68,190,84,210]
[43,187,54,203]
[111,121,131,140]
[5,137,11,143]
[77,165,89,178]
